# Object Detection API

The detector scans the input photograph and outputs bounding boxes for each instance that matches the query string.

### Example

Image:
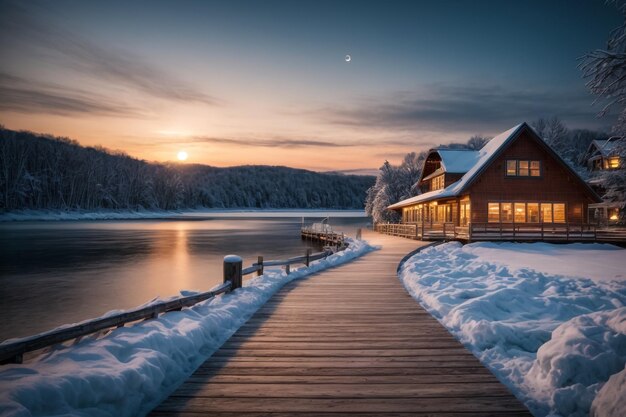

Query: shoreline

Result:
[0,208,368,222]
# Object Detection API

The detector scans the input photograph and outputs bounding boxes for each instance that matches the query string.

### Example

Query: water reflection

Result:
[0,215,368,340]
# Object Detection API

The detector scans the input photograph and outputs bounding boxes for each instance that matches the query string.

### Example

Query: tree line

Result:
[0,128,374,211]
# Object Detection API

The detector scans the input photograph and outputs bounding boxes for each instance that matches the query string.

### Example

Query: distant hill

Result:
[0,128,375,211]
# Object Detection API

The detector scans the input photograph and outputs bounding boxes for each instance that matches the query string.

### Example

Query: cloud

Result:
[0,4,218,105]
[0,73,143,117]
[189,135,355,148]
[154,134,423,149]
[315,84,609,133]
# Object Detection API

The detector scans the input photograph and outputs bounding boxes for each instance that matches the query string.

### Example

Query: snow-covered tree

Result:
[580,0,626,138]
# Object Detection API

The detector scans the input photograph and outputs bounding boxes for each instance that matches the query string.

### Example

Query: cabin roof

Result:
[587,137,623,158]
[388,123,601,210]
[435,149,480,173]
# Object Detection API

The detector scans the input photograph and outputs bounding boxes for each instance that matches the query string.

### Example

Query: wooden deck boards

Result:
[150,231,531,416]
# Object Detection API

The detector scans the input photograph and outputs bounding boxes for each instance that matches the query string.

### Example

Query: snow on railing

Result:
[0,247,337,365]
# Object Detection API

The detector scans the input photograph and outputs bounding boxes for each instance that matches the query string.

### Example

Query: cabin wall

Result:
[468,131,595,224]
[445,173,463,188]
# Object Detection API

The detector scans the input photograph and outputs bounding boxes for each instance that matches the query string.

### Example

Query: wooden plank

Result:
[184,373,500,384]
[170,382,514,398]
[155,397,530,413]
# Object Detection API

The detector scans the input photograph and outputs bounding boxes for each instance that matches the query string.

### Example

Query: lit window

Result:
[506,160,517,176]
[488,203,500,222]
[541,203,553,223]
[553,204,566,223]
[530,161,541,176]
[514,203,526,222]
[518,161,529,176]
[431,175,445,191]
[501,203,513,223]
[527,203,539,223]
[608,157,620,169]
[505,160,541,177]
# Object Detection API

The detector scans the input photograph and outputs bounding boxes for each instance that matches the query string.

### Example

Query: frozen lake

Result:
[0,211,370,341]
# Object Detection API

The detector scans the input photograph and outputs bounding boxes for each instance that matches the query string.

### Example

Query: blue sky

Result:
[0,0,622,171]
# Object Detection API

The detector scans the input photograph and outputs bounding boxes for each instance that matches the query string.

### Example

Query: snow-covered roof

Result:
[389,124,524,209]
[590,137,623,157]
[435,149,480,173]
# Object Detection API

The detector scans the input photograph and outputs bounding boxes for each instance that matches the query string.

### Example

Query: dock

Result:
[150,230,531,416]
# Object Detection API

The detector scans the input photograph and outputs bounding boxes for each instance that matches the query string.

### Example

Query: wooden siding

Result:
[468,130,596,224]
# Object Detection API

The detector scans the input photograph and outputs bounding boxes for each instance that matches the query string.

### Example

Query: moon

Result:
[345,54,351,62]
[177,150,188,161]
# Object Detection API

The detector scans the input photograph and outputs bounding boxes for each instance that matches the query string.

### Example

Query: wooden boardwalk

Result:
[150,231,531,416]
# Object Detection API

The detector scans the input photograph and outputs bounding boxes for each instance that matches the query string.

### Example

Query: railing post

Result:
[223,255,243,291]
[257,255,264,276]
[356,228,362,240]
[305,248,311,267]
[285,264,290,275]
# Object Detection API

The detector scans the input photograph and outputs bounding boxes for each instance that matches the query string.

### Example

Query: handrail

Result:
[375,221,608,242]
[0,243,341,365]
[0,281,232,364]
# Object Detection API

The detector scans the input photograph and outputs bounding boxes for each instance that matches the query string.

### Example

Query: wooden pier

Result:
[300,225,345,246]
[150,230,531,416]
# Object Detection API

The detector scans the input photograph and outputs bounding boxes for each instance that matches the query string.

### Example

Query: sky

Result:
[0,0,622,173]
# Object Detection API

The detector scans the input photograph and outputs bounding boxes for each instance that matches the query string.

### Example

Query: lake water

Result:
[0,211,370,341]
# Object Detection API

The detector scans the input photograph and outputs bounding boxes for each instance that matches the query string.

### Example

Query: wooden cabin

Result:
[582,137,623,171]
[385,123,603,241]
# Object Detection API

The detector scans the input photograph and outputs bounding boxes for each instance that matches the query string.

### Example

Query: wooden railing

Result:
[470,223,597,241]
[374,222,626,243]
[300,227,346,246]
[0,247,336,365]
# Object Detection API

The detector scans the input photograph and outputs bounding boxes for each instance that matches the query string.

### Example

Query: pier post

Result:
[285,264,290,275]
[257,256,264,276]
[356,228,362,240]
[223,255,243,291]
[305,248,311,267]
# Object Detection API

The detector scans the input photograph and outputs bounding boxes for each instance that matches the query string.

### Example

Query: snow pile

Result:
[0,238,375,417]
[399,242,626,417]
[528,308,626,417]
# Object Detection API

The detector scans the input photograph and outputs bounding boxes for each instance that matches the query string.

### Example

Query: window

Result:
[501,203,513,222]
[431,175,445,191]
[488,203,500,222]
[541,203,553,223]
[530,161,541,176]
[607,157,620,169]
[518,161,529,176]
[527,203,539,223]
[553,203,565,223]
[506,160,541,177]
[506,160,517,176]
[460,202,470,226]
[514,203,526,222]
[490,202,565,223]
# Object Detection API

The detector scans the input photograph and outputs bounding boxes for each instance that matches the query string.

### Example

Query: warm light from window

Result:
[610,214,618,220]
[608,157,620,169]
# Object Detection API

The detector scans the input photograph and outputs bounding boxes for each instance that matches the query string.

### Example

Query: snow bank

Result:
[0,238,375,417]
[399,242,626,417]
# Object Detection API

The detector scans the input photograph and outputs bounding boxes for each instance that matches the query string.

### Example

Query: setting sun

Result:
[177,151,188,161]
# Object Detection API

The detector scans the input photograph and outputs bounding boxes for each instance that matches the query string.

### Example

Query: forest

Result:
[0,128,374,211]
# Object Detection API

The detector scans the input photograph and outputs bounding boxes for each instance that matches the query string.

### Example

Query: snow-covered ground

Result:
[0,209,367,222]
[0,238,375,417]
[399,242,626,417]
